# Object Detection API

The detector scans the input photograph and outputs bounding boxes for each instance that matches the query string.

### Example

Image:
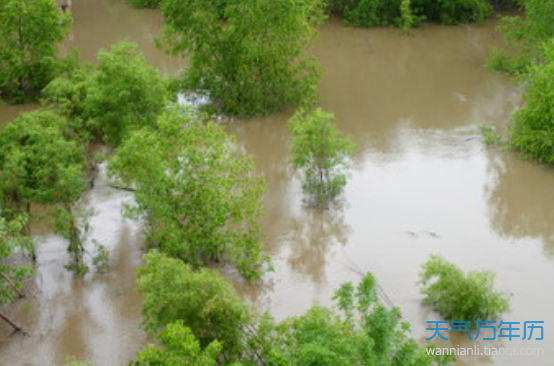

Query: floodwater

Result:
[1,1,553,365]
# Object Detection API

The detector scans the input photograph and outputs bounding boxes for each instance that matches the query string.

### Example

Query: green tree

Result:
[110,107,268,279]
[137,251,251,361]
[84,42,167,145]
[419,255,510,323]
[41,50,96,142]
[0,109,88,268]
[510,39,554,164]
[0,0,71,102]
[158,0,325,117]
[289,108,356,206]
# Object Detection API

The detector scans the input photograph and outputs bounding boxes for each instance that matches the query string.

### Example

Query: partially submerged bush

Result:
[420,255,510,322]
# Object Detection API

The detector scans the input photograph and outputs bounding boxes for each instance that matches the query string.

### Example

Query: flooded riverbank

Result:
[1,1,552,365]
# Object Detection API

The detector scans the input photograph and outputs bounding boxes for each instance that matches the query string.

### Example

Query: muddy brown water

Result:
[0,1,553,365]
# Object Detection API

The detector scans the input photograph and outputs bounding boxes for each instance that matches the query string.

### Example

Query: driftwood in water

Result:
[0,311,28,335]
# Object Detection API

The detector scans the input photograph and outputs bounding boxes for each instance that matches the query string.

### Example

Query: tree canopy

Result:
[158,0,326,116]
[110,107,268,279]
[137,251,251,360]
[0,0,71,102]
[84,42,168,145]
[0,109,87,213]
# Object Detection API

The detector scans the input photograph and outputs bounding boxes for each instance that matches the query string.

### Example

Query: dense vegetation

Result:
[486,0,554,164]
[110,108,268,280]
[289,108,356,206]
[134,251,454,366]
[419,255,511,322]
[327,0,491,27]
[158,0,325,117]
[488,0,554,74]
[43,42,168,145]
[0,0,71,102]
[510,39,554,163]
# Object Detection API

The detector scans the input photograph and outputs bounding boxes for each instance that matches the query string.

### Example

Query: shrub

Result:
[509,40,554,164]
[419,255,510,322]
[159,0,325,117]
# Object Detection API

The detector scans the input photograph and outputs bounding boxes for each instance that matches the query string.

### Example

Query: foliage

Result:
[0,0,72,102]
[41,50,95,141]
[329,0,488,27]
[0,212,33,305]
[289,108,356,206]
[159,0,325,117]
[341,0,403,27]
[128,0,162,8]
[0,109,88,271]
[134,271,453,366]
[65,358,96,366]
[243,274,453,366]
[411,0,491,25]
[136,251,251,360]
[490,0,554,74]
[54,207,109,276]
[479,125,505,146]
[0,109,87,212]
[419,255,510,323]
[110,107,268,280]
[510,39,554,164]
[132,322,221,366]
[84,42,167,145]
[400,0,416,34]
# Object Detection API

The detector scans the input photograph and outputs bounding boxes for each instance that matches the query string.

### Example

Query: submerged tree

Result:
[137,251,251,361]
[110,107,268,279]
[158,0,326,116]
[0,0,72,102]
[0,110,88,269]
[132,321,221,366]
[0,212,33,333]
[420,255,510,322]
[289,108,356,206]
[134,267,454,366]
[84,42,168,145]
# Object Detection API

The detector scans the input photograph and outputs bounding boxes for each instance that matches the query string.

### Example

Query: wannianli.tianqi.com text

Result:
[426,346,544,357]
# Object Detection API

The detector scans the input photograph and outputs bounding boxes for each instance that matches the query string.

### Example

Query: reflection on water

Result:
[486,153,554,257]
